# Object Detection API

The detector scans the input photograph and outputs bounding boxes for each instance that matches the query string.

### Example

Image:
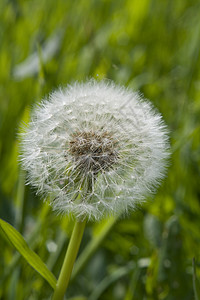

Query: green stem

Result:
[52,219,86,300]
[71,216,117,281]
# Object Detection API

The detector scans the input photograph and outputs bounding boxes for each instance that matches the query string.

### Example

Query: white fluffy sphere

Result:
[20,80,170,221]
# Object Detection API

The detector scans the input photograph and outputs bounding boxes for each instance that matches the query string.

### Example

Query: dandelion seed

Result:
[20,80,170,221]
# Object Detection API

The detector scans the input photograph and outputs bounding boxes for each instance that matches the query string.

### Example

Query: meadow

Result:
[0,0,200,299]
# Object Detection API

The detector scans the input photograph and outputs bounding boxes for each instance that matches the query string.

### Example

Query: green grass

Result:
[1,0,200,299]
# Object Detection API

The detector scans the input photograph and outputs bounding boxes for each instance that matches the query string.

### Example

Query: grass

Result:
[0,0,200,299]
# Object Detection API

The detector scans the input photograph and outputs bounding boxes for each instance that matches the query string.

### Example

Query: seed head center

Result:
[69,131,118,174]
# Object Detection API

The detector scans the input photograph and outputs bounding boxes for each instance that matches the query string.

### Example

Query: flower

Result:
[20,80,170,221]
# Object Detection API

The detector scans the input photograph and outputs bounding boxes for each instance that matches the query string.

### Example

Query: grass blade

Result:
[0,218,57,289]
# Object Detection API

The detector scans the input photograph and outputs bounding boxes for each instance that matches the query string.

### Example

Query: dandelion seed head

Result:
[20,80,170,221]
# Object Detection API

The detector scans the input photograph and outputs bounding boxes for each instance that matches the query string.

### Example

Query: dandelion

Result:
[20,80,170,221]
[20,79,170,299]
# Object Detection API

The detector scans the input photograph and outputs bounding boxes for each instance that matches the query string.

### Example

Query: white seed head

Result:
[20,80,170,221]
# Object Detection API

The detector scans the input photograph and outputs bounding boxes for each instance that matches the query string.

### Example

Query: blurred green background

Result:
[0,0,200,299]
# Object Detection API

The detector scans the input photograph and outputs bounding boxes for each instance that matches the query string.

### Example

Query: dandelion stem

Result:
[71,216,117,281]
[52,219,86,300]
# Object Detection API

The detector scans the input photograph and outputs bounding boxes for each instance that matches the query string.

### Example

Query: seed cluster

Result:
[69,131,119,175]
[20,80,170,220]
